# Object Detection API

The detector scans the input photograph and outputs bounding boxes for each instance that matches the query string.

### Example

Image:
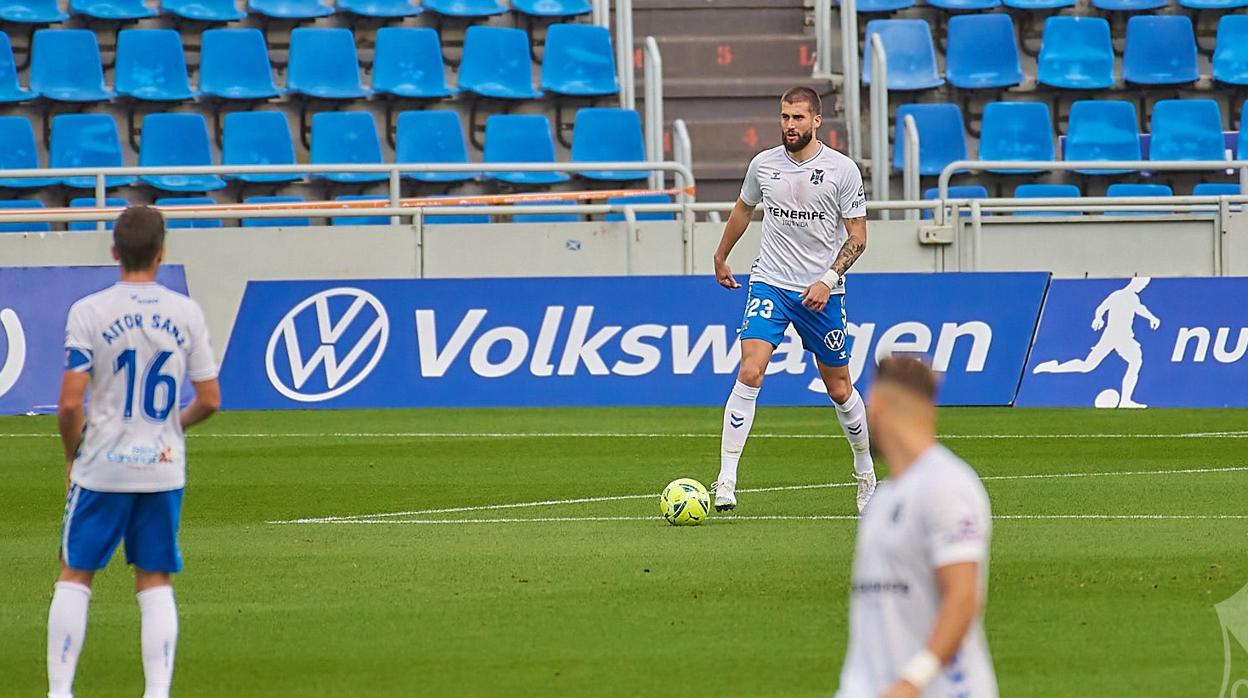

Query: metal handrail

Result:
[902,115,919,221]
[617,0,635,110]
[937,160,1248,198]
[838,0,861,159]
[672,118,693,204]
[869,34,888,221]
[643,36,664,191]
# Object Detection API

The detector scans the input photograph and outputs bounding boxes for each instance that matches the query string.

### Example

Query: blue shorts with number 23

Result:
[737,280,850,367]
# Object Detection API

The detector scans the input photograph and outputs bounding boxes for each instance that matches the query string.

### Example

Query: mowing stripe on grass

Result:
[300,513,1248,526]
[4,430,1248,440]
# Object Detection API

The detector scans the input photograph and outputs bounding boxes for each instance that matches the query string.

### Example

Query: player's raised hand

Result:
[800,281,831,312]
[714,257,740,289]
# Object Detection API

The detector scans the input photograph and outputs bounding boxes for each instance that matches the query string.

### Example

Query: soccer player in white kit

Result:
[836,357,996,698]
[48,206,221,698]
[711,86,876,513]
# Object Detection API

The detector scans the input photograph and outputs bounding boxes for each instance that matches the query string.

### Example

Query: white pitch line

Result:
[303,513,1248,526]
[2,430,1248,440]
[269,465,1248,525]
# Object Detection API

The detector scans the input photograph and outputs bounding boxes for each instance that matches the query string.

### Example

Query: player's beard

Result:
[782,128,813,153]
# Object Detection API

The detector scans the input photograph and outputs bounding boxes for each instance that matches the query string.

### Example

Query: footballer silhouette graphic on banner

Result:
[0,307,25,399]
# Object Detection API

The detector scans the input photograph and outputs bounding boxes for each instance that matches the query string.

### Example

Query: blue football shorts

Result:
[737,280,851,367]
[59,485,184,573]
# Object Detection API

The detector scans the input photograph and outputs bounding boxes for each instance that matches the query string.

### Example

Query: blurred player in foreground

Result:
[711,86,876,513]
[836,357,996,698]
[48,206,220,698]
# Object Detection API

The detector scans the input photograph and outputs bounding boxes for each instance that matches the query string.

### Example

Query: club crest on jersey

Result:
[810,169,825,185]
[823,329,845,352]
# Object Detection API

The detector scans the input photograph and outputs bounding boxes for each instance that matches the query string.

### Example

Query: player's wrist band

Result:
[900,650,942,689]
[819,269,841,290]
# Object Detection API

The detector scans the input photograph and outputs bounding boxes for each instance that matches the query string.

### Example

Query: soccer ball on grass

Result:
[660,478,711,526]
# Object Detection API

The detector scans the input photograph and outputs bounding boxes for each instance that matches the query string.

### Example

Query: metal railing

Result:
[837,0,862,160]
[869,34,889,221]
[938,160,1248,199]
[672,118,693,203]
[591,0,636,111]
[901,115,919,221]
[643,36,664,191]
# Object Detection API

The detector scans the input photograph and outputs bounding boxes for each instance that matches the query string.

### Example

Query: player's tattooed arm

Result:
[830,217,868,277]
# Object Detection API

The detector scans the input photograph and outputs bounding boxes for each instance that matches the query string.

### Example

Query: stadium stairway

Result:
[632,0,845,202]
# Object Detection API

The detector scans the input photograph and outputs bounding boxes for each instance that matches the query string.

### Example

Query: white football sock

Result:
[833,388,875,476]
[718,380,760,485]
[137,586,178,698]
[48,581,91,698]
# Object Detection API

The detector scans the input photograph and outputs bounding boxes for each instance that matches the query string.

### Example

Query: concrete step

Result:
[681,117,851,165]
[643,34,823,80]
[632,0,809,38]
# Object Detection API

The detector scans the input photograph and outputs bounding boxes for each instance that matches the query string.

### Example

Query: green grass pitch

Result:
[3,407,1247,697]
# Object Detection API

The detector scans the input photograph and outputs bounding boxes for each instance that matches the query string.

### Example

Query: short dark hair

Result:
[875,356,938,402]
[781,86,822,116]
[114,205,166,272]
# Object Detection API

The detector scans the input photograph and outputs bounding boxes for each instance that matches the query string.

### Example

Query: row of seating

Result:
[0,107,647,190]
[925,183,1242,218]
[0,24,616,103]
[854,0,1245,13]
[0,0,590,23]
[865,14,1248,90]
[0,192,675,231]
[895,99,1244,174]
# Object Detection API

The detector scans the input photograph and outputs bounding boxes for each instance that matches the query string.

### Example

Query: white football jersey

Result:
[64,281,216,493]
[836,445,997,698]
[739,143,866,294]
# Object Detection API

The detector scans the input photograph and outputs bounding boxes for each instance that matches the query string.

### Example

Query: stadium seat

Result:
[68,197,128,231]
[288,28,370,100]
[338,0,420,17]
[605,193,673,221]
[310,111,389,184]
[1124,16,1198,86]
[199,29,282,101]
[927,0,998,10]
[50,114,135,188]
[0,199,48,233]
[856,0,915,11]
[570,108,646,181]
[247,0,332,19]
[421,0,505,16]
[1213,16,1248,86]
[1003,0,1074,9]
[946,14,1022,90]
[922,186,988,220]
[156,197,221,228]
[1181,0,1247,8]
[0,33,33,103]
[243,196,310,228]
[1012,184,1081,217]
[978,102,1054,173]
[1106,182,1173,215]
[333,194,390,226]
[1092,0,1165,9]
[483,114,569,185]
[30,30,114,102]
[0,116,58,187]
[163,0,243,21]
[395,110,477,183]
[70,0,156,20]
[138,114,227,192]
[1065,100,1141,174]
[0,0,67,23]
[511,200,579,222]
[1193,183,1241,196]
[425,196,491,225]
[861,20,944,91]
[115,30,196,102]
[222,111,303,184]
[459,26,541,100]
[893,103,967,175]
[1037,17,1114,90]
[513,0,591,16]
[1149,100,1227,162]
[372,27,457,99]
[1239,100,1248,161]
[540,24,618,97]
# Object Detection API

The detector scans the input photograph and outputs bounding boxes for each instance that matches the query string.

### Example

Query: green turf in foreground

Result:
[1,407,1246,697]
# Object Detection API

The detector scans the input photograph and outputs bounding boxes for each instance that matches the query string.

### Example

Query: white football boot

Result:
[712,480,737,512]
[854,470,877,514]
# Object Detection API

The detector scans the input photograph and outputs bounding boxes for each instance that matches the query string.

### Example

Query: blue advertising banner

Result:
[219,273,1048,409]
[1017,277,1248,408]
[0,266,190,415]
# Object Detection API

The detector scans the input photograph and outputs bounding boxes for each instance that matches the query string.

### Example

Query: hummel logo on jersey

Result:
[770,171,781,180]
[729,412,745,429]
[810,169,825,185]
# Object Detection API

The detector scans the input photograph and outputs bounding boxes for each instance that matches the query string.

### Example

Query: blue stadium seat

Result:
[927,0,998,10]
[893,103,967,175]
[1124,15,1198,86]
[459,26,541,100]
[116,30,196,102]
[1092,0,1165,9]
[570,107,646,181]
[1065,100,1141,174]
[243,196,309,228]
[373,27,457,99]
[861,20,944,90]
[1193,183,1241,196]
[511,200,579,222]
[1106,183,1173,215]
[978,102,1053,173]
[199,29,282,101]
[425,196,490,225]
[946,14,1022,90]
[0,0,67,23]
[922,186,987,220]
[50,114,135,189]
[248,0,332,18]
[0,200,48,233]
[138,113,227,192]
[69,197,128,231]
[483,114,569,185]
[395,110,477,183]
[289,28,370,100]
[0,33,33,103]
[156,197,221,229]
[0,116,58,187]
[163,0,243,21]
[1013,184,1081,217]
[30,30,114,102]
[856,0,915,11]
[333,195,390,226]
[222,111,304,184]
[421,0,505,16]
[1214,16,1248,86]
[1182,0,1247,8]
[541,24,618,97]
[338,0,420,17]
[1150,100,1226,163]
[513,0,591,16]
[71,0,156,20]
[310,112,388,184]
[1037,17,1114,90]
[1239,100,1248,161]
[606,194,673,221]
[1003,0,1074,8]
